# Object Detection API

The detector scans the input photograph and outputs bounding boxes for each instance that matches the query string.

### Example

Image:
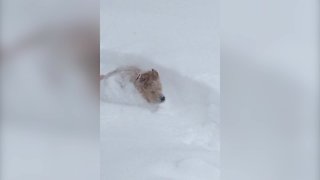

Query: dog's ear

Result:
[151,69,159,79]
[136,74,147,82]
[136,74,141,81]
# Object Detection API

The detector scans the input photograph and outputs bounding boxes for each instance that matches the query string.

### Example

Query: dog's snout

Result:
[160,96,165,102]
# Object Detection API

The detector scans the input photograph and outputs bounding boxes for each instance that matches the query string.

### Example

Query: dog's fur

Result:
[2,23,99,92]
[100,66,165,104]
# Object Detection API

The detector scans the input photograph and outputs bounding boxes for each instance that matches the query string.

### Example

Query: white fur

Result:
[100,69,147,106]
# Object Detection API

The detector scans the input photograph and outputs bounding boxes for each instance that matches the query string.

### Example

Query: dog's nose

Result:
[160,96,165,102]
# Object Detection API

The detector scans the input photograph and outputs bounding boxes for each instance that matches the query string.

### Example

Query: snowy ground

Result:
[100,0,220,179]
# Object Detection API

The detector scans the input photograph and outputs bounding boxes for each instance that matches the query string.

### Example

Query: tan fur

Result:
[2,23,100,95]
[134,69,164,104]
[101,67,165,104]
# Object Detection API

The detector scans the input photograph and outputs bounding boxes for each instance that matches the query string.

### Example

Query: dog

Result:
[2,23,99,90]
[100,66,165,105]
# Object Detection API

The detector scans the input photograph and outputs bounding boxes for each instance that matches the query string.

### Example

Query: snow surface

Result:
[100,0,220,179]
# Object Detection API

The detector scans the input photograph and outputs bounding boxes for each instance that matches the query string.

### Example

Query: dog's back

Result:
[100,66,141,82]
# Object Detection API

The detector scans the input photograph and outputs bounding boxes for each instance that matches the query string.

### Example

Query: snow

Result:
[100,0,220,179]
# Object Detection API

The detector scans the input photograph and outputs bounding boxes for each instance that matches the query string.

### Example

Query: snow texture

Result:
[100,0,220,179]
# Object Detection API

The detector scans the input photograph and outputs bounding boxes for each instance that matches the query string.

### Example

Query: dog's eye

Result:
[140,78,145,82]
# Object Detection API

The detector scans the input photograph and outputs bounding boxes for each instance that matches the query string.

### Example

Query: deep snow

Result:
[100,0,220,179]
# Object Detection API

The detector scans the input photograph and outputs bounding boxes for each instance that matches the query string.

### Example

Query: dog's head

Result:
[135,69,165,104]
